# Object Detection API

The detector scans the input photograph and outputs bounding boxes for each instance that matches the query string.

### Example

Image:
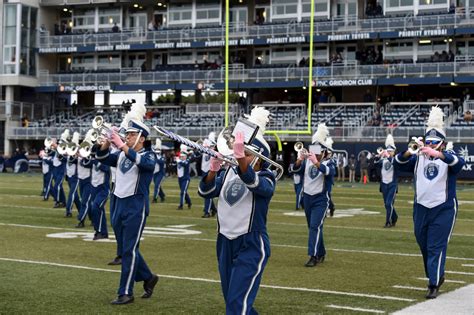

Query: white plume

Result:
[60,129,71,143]
[312,123,329,145]
[325,137,334,150]
[426,106,445,136]
[154,138,162,150]
[245,106,270,134]
[446,141,453,151]
[180,144,189,153]
[385,134,396,149]
[71,132,80,145]
[130,103,147,120]
[208,131,216,143]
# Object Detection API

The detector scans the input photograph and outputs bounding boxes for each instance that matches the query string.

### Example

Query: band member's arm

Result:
[96,145,119,167]
[237,167,276,198]
[199,167,225,199]
[394,151,417,172]
[81,157,94,168]
[317,160,336,177]
[97,162,110,173]
[126,149,155,171]
[421,148,465,174]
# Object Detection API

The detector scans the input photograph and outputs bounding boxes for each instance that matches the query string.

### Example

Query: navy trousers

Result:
[66,176,81,215]
[77,180,92,223]
[52,172,66,204]
[217,231,270,315]
[381,183,398,225]
[413,201,457,287]
[43,172,54,201]
[178,178,191,207]
[109,183,122,257]
[294,183,303,210]
[203,198,216,215]
[303,193,329,257]
[112,194,153,296]
[153,173,165,201]
[91,185,109,237]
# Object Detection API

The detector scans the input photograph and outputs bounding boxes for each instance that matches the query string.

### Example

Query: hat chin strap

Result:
[131,131,142,150]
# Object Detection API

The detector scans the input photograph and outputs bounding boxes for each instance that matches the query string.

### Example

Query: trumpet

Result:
[78,129,98,158]
[216,127,284,180]
[376,147,384,155]
[408,137,424,155]
[66,142,79,156]
[44,137,55,150]
[57,142,68,156]
[294,141,309,158]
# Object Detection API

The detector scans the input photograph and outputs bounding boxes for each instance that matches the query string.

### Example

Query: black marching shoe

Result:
[202,213,211,218]
[177,206,183,210]
[305,256,318,267]
[65,213,72,218]
[426,277,444,299]
[75,221,85,228]
[187,203,192,209]
[391,220,397,227]
[384,222,393,228]
[211,209,217,217]
[111,295,134,305]
[93,233,108,241]
[160,197,165,202]
[108,256,122,266]
[316,256,325,264]
[53,202,60,208]
[142,274,159,298]
[152,198,158,203]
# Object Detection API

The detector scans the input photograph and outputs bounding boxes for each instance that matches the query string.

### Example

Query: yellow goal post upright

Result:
[224,0,316,150]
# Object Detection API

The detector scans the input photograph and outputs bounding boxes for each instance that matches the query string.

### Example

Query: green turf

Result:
[0,172,473,314]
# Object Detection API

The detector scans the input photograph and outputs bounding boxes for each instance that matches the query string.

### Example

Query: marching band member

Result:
[40,149,54,201]
[395,106,465,299]
[65,133,82,217]
[76,133,94,228]
[97,118,159,305]
[50,141,67,208]
[90,157,111,240]
[200,133,217,218]
[199,107,276,314]
[177,144,193,210]
[290,124,336,267]
[288,162,303,210]
[152,138,166,203]
[375,134,399,228]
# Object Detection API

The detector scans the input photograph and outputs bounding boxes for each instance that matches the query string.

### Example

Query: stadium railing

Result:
[38,13,472,50]
[40,60,474,86]
[0,101,49,121]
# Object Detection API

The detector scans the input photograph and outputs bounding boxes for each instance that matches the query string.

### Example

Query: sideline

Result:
[392,284,474,315]
[0,257,415,302]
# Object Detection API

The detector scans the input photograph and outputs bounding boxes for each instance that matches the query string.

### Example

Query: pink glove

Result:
[381,150,390,158]
[308,152,319,165]
[298,150,307,161]
[209,157,221,172]
[110,133,126,149]
[420,147,443,158]
[233,132,245,159]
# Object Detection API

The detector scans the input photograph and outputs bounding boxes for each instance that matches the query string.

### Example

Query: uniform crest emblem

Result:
[223,178,247,206]
[429,129,437,137]
[384,161,392,171]
[424,163,439,180]
[309,165,320,179]
[204,155,211,162]
[120,157,134,173]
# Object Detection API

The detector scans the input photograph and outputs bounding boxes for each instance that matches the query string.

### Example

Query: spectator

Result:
[255,57,262,66]
[329,93,337,103]
[39,24,47,34]
[54,23,61,35]
[21,114,29,128]
[112,23,120,33]
[71,100,78,115]
[448,50,455,61]
[348,154,356,183]
[449,1,456,13]
[141,61,147,72]
[359,152,369,183]
[238,94,248,114]
[299,57,306,67]
[319,91,328,103]
[148,20,157,31]
[375,2,383,16]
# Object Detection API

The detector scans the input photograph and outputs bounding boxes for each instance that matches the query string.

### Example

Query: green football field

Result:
[0,172,472,314]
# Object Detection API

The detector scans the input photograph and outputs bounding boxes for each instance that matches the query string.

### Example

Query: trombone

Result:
[216,127,284,180]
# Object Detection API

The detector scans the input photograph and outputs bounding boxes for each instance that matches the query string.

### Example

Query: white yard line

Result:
[1,222,474,262]
[445,270,474,276]
[392,284,474,315]
[393,285,427,291]
[462,264,474,267]
[326,304,385,314]
[0,257,414,302]
[415,277,466,284]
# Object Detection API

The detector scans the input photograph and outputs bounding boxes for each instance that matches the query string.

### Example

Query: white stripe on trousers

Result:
[125,205,146,295]
[181,180,190,206]
[313,192,329,257]
[67,180,80,213]
[45,175,53,197]
[388,188,396,224]
[79,194,92,222]
[242,235,265,315]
